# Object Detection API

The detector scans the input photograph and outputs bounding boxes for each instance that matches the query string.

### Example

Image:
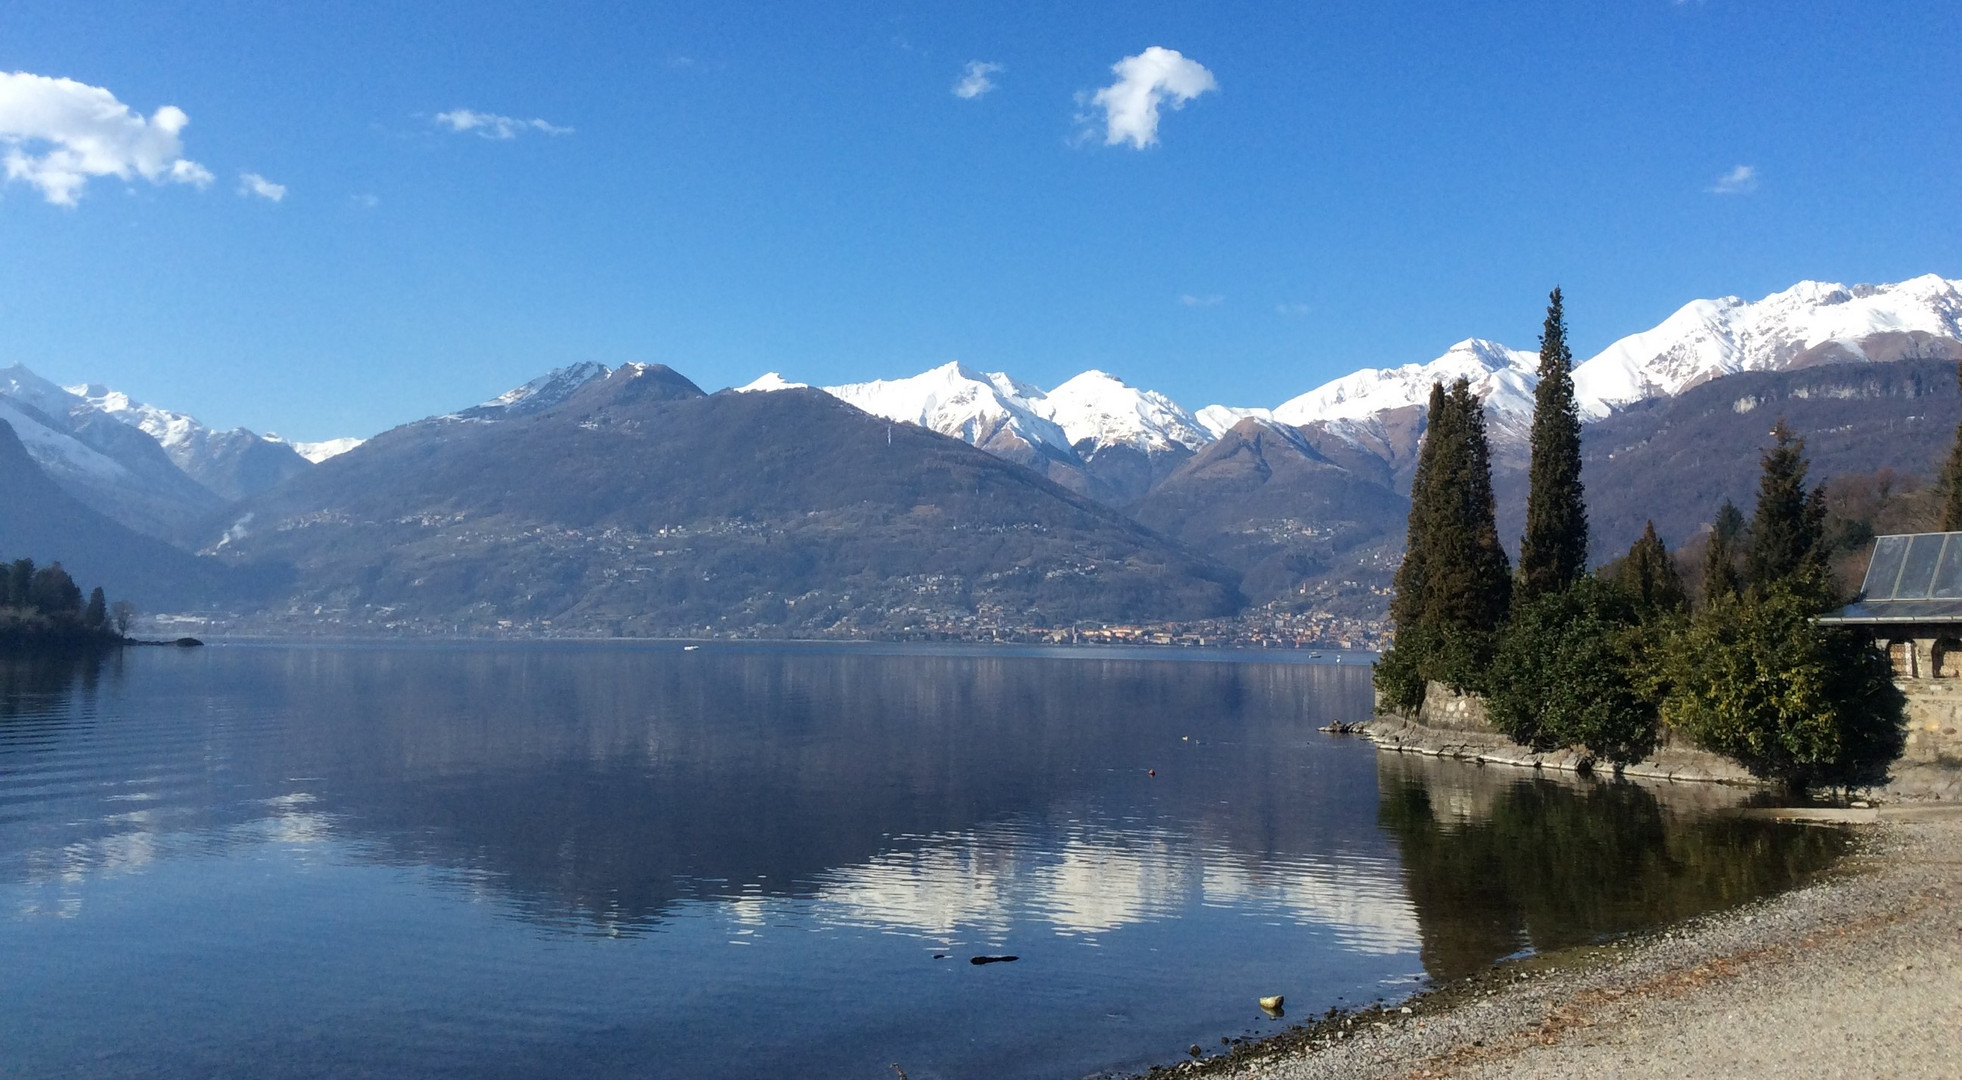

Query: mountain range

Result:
[2,274,1958,633]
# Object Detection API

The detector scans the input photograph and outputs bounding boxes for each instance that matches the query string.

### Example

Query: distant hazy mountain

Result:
[1561,355,1962,560]
[207,364,1242,634]
[752,275,1962,494]
[452,361,611,421]
[10,272,1957,628]
[1030,370,1209,503]
[0,418,240,609]
[818,362,1106,498]
[275,436,365,464]
[67,383,314,501]
[0,364,227,541]
[1134,417,1410,605]
[1573,275,1962,417]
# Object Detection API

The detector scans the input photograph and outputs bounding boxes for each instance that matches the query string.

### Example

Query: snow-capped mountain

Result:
[1272,339,1540,428]
[1194,405,1272,439]
[822,362,1077,461]
[454,361,612,421]
[1572,274,1962,417]
[68,383,315,500]
[275,437,365,464]
[734,372,808,393]
[0,364,226,538]
[1028,370,1211,455]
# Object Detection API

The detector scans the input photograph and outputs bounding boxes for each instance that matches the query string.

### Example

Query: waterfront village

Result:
[146,598,1390,651]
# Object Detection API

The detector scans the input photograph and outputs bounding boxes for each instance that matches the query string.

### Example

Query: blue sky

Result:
[1,1,1957,441]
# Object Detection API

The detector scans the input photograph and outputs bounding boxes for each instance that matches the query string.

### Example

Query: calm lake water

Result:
[0,643,1844,1079]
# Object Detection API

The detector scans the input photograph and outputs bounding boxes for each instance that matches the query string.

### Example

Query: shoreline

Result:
[1130,809,1962,1080]
[1360,714,1765,787]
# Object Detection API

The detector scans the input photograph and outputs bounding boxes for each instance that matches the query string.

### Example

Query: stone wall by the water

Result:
[1369,667,1962,797]
[1369,682,1759,786]
[1413,681,1493,733]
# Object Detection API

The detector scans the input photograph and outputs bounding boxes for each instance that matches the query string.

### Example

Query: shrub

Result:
[1373,625,1431,714]
[1661,586,1905,791]
[1487,576,1659,766]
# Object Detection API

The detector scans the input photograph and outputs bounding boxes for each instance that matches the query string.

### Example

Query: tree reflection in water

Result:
[1376,753,1849,981]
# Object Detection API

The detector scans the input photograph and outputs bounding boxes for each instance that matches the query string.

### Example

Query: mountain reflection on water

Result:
[0,644,1846,1080]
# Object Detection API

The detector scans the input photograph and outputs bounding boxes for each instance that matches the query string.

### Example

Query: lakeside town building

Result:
[1822,532,1962,772]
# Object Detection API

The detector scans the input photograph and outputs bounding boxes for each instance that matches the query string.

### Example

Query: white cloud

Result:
[433,109,573,140]
[238,172,285,202]
[348,192,379,210]
[1180,293,1224,307]
[1276,302,1312,316]
[1084,47,1217,149]
[1709,164,1758,194]
[953,61,1003,100]
[0,71,213,205]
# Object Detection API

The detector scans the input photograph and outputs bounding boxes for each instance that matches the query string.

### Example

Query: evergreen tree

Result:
[1378,382,1454,711]
[6,558,31,607]
[1663,587,1906,791]
[1942,360,1962,531]
[1702,501,1746,607]
[27,563,82,617]
[1517,286,1589,600]
[1376,380,1512,703]
[1488,575,1657,766]
[1389,381,1451,637]
[1616,521,1687,617]
[1425,379,1511,634]
[1415,379,1512,689]
[85,587,107,630]
[1747,420,1829,602]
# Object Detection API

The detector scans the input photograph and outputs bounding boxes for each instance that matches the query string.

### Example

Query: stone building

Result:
[1821,531,1962,677]
[1821,531,1962,783]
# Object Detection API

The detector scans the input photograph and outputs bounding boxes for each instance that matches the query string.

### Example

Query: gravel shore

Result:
[1152,808,1962,1080]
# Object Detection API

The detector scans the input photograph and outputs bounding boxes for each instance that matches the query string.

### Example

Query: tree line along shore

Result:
[1375,287,1930,794]
[0,556,132,653]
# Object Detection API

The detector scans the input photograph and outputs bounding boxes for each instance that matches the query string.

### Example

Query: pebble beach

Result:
[1146,808,1962,1080]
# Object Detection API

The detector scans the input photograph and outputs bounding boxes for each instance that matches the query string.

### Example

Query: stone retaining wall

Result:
[1370,672,1962,799]
[1901,682,1962,766]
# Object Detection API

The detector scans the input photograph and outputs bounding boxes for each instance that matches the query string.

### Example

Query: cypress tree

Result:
[1389,381,1451,636]
[1748,419,1828,595]
[1702,501,1745,606]
[1517,286,1589,600]
[1423,378,1512,638]
[85,587,107,630]
[1942,361,1962,531]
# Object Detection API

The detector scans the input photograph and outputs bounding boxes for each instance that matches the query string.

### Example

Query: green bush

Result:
[1661,587,1905,791]
[1374,622,1502,715]
[1487,576,1659,766]
[1372,625,1431,714]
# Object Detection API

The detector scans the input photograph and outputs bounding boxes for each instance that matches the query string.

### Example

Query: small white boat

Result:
[682,645,700,652]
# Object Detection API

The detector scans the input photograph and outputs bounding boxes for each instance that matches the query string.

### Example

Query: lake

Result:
[0,643,1844,1079]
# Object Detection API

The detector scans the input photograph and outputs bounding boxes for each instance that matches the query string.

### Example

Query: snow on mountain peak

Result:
[1270,337,1540,428]
[1572,275,1962,418]
[68,381,207,451]
[456,362,612,420]
[734,372,807,393]
[822,362,1076,457]
[268,435,364,463]
[1194,404,1273,439]
[1032,369,1211,454]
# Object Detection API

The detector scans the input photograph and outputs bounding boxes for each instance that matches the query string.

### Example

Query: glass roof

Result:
[1860,532,1962,601]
